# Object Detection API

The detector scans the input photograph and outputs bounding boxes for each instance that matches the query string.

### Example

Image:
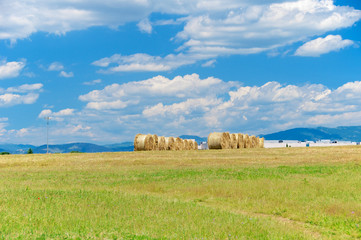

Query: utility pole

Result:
[45,116,50,154]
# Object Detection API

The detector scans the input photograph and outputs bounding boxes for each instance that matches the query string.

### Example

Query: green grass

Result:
[0,147,361,239]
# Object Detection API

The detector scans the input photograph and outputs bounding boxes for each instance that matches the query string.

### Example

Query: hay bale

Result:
[165,137,175,150]
[188,140,194,150]
[259,137,265,148]
[152,134,159,151]
[238,133,244,149]
[134,134,154,151]
[194,141,198,150]
[183,139,189,150]
[158,136,166,150]
[244,134,250,148]
[208,132,231,149]
[230,133,238,149]
[175,137,183,150]
[249,135,256,148]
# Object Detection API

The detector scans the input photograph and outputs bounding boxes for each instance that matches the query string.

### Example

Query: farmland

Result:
[0,147,361,239]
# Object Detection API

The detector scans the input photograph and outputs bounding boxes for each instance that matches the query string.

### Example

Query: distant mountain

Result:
[0,144,36,154]
[103,142,134,152]
[33,143,111,154]
[0,142,134,154]
[262,126,361,142]
[179,135,207,143]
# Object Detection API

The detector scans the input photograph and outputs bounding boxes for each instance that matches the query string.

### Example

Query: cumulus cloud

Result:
[1,1,359,70]
[92,53,209,73]
[6,83,43,93]
[177,1,361,56]
[48,62,64,71]
[91,0,361,72]
[59,71,74,78]
[76,74,361,140]
[79,74,232,110]
[7,74,361,144]
[0,1,151,41]
[0,83,43,107]
[295,35,355,56]
[83,79,102,85]
[0,60,25,79]
[38,108,75,121]
[137,18,152,33]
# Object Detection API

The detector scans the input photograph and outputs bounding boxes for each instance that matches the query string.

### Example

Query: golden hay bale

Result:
[183,139,189,150]
[158,136,166,150]
[152,134,159,151]
[175,137,183,150]
[244,134,250,148]
[165,137,175,150]
[188,140,194,150]
[249,135,256,148]
[194,141,198,150]
[134,134,154,151]
[208,132,231,149]
[237,133,244,149]
[230,133,238,149]
[259,137,265,148]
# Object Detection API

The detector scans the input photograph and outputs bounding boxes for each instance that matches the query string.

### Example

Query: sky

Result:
[1,0,361,145]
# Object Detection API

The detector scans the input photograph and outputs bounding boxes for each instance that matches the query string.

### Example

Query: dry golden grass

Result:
[1,146,361,239]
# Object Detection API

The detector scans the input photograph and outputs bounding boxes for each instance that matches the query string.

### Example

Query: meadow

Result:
[0,146,361,239]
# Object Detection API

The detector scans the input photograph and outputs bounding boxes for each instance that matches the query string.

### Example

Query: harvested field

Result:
[1,146,361,239]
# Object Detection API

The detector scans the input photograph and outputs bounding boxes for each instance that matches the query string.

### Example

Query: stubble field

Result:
[1,146,361,239]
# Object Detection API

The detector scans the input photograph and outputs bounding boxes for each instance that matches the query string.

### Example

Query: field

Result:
[1,147,361,239]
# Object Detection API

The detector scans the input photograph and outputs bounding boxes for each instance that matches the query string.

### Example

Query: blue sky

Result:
[1,0,361,144]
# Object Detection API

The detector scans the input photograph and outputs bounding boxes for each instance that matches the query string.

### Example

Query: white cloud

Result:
[6,83,43,93]
[202,59,216,67]
[85,100,136,110]
[137,18,152,33]
[38,108,75,122]
[1,1,358,71]
[176,0,361,56]
[0,83,43,107]
[0,60,25,79]
[79,74,232,110]
[295,35,355,56]
[92,53,208,73]
[59,71,74,78]
[48,62,64,71]
[83,79,102,85]
[77,75,361,140]
[6,74,361,144]
[91,0,361,72]
[0,1,151,41]
[0,93,39,107]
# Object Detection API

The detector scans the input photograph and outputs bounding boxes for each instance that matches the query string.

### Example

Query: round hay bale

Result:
[165,137,175,150]
[194,141,198,150]
[158,136,166,150]
[183,139,190,150]
[230,133,238,149]
[252,136,259,148]
[259,137,265,148]
[152,134,159,151]
[237,133,244,148]
[134,134,154,151]
[188,140,194,150]
[208,132,231,149]
[175,137,183,150]
[255,136,260,148]
[244,134,250,148]
[249,135,255,148]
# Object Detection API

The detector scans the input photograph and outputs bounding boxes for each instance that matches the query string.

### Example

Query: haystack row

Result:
[208,132,264,150]
[134,134,198,151]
